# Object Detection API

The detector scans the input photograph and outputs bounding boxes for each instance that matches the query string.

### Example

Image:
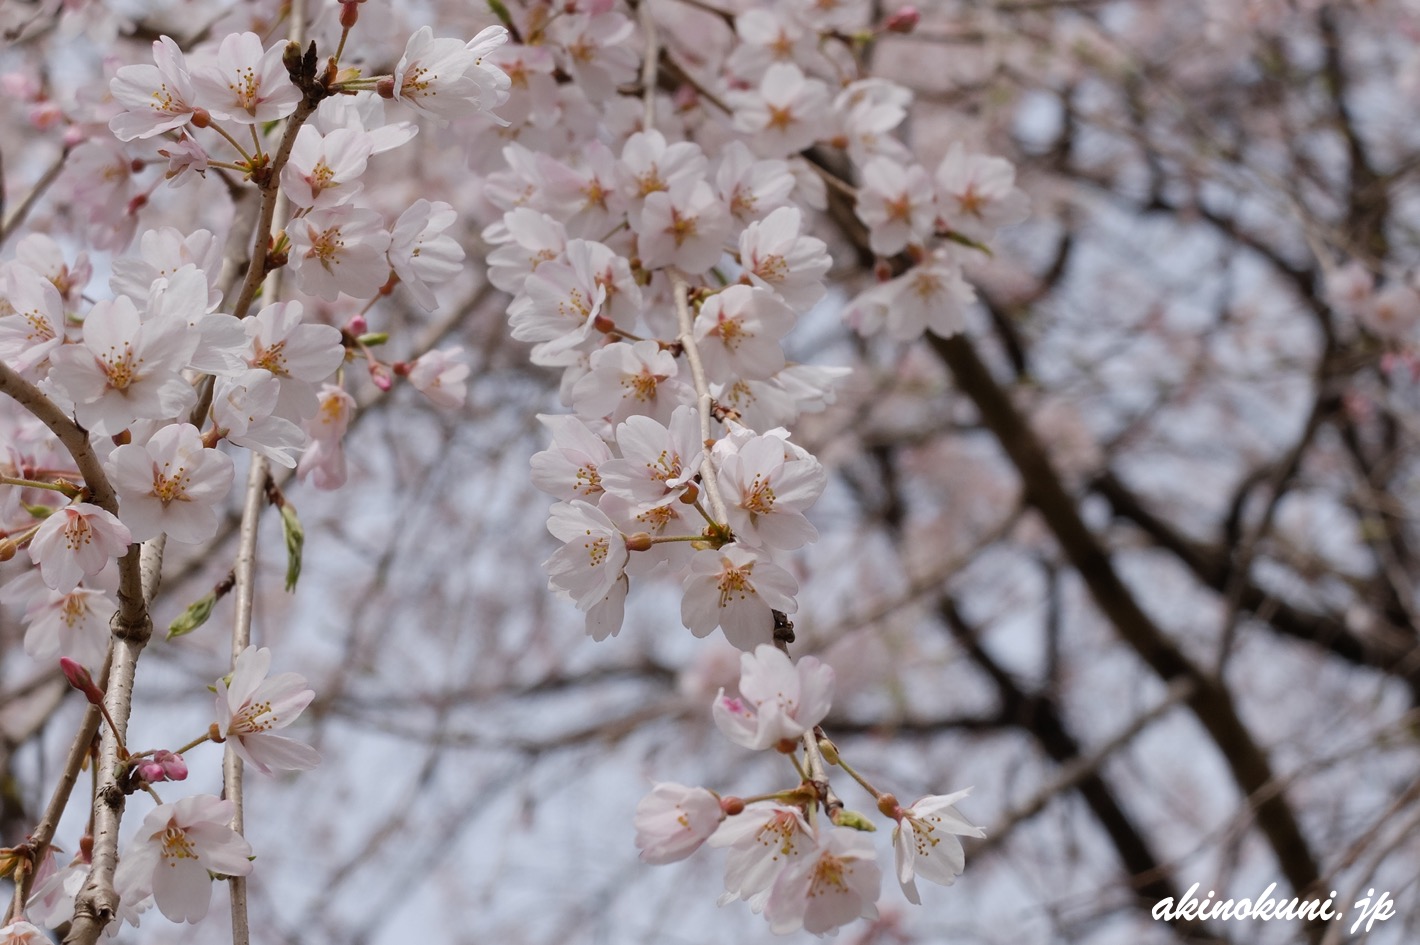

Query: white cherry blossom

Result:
[191,31,301,124]
[106,423,235,543]
[739,206,830,310]
[634,783,725,864]
[28,502,132,594]
[108,35,199,141]
[216,645,320,775]
[764,825,881,935]
[391,25,511,123]
[712,644,834,751]
[892,788,986,904]
[681,544,798,650]
[530,413,614,502]
[693,285,794,381]
[286,206,393,301]
[115,794,253,924]
[856,157,937,256]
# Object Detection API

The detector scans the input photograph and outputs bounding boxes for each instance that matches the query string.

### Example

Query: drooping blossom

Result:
[28,502,132,594]
[115,794,253,924]
[406,347,470,409]
[216,645,320,774]
[544,499,630,641]
[891,788,986,904]
[389,200,466,311]
[390,25,511,123]
[680,544,798,650]
[712,644,834,751]
[108,36,199,141]
[633,783,725,864]
[763,825,881,935]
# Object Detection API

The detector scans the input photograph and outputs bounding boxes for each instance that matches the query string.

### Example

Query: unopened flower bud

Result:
[817,736,841,765]
[0,537,15,562]
[168,592,217,640]
[146,750,188,781]
[831,808,878,831]
[625,532,653,552]
[346,314,369,336]
[369,362,393,391]
[885,6,920,33]
[60,657,104,705]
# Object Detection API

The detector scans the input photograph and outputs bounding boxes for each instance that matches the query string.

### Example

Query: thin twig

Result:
[0,146,70,248]
[671,275,730,527]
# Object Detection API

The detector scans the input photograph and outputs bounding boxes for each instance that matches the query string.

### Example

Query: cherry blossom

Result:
[529,413,614,502]
[211,370,306,467]
[637,180,732,274]
[390,25,511,123]
[298,383,356,490]
[1,570,115,670]
[191,31,301,124]
[116,794,253,923]
[680,544,798,650]
[216,645,320,775]
[280,126,373,209]
[108,35,199,141]
[105,423,235,543]
[285,206,393,301]
[763,825,881,934]
[693,285,795,381]
[545,500,630,641]
[0,920,47,945]
[45,297,198,436]
[738,206,831,310]
[707,804,814,908]
[598,405,704,512]
[855,157,936,256]
[570,340,692,424]
[28,502,132,594]
[0,262,65,376]
[633,783,725,864]
[844,252,976,340]
[406,347,470,409]
[891,789,986,904]
[715,431,826,551]
[389,199,466,312]
[712,644,834,751]
[242,300,346,418]
[934,143,1030,242]
[729,62,832,157]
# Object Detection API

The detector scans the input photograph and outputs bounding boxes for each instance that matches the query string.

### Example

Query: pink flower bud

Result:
[60,657,104,705]
[346,314,369,336]
[369,363,393,391]
[885,6,920,33]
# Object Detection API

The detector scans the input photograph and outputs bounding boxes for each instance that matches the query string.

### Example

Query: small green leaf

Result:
[168,593,217,640]
[281,502,304,592]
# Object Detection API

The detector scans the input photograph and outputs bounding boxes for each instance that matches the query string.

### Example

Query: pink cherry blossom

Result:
[934,143,1030,242]
[216,645,320,775]
[680,544,798,650]
[298,383,356,490]
[729,62,832,158]
[105,423,235,543]
[545,499,630,641]
[191,31,301,124]
[0,262,65,376]
[211,370,306,467]
[116,794,253,923]
[637,180,732,274]
[407,347,470,409]
[707,804,814,907]
[28,502,132,594]
[570,339,692,424]
[530,413,614,502]
[391,25,511,123]
[712,644,834,751]
[892,788,985,903]
[739,206,830,310]
[598,405,704,511]
[716,431,826,551]
[716,142,797,229]
[280,125,374,209]
[856,157,937,256]
[389,200,466,312]
[764,825,881,934]
[243,299,347,419]
[1,570,114,670]
[286,206,393,301]
[634,783,725,864]
[45,297,197,436]
[108,35,199,141]
[693,285,795,381]
[0,920,47,945]
[844,252,976,340]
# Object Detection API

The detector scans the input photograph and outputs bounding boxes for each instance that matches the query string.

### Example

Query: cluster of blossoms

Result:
[0,0,1028,937]
[0,11,503,937]
[633,647,983,935]
[470,0,1023,934]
